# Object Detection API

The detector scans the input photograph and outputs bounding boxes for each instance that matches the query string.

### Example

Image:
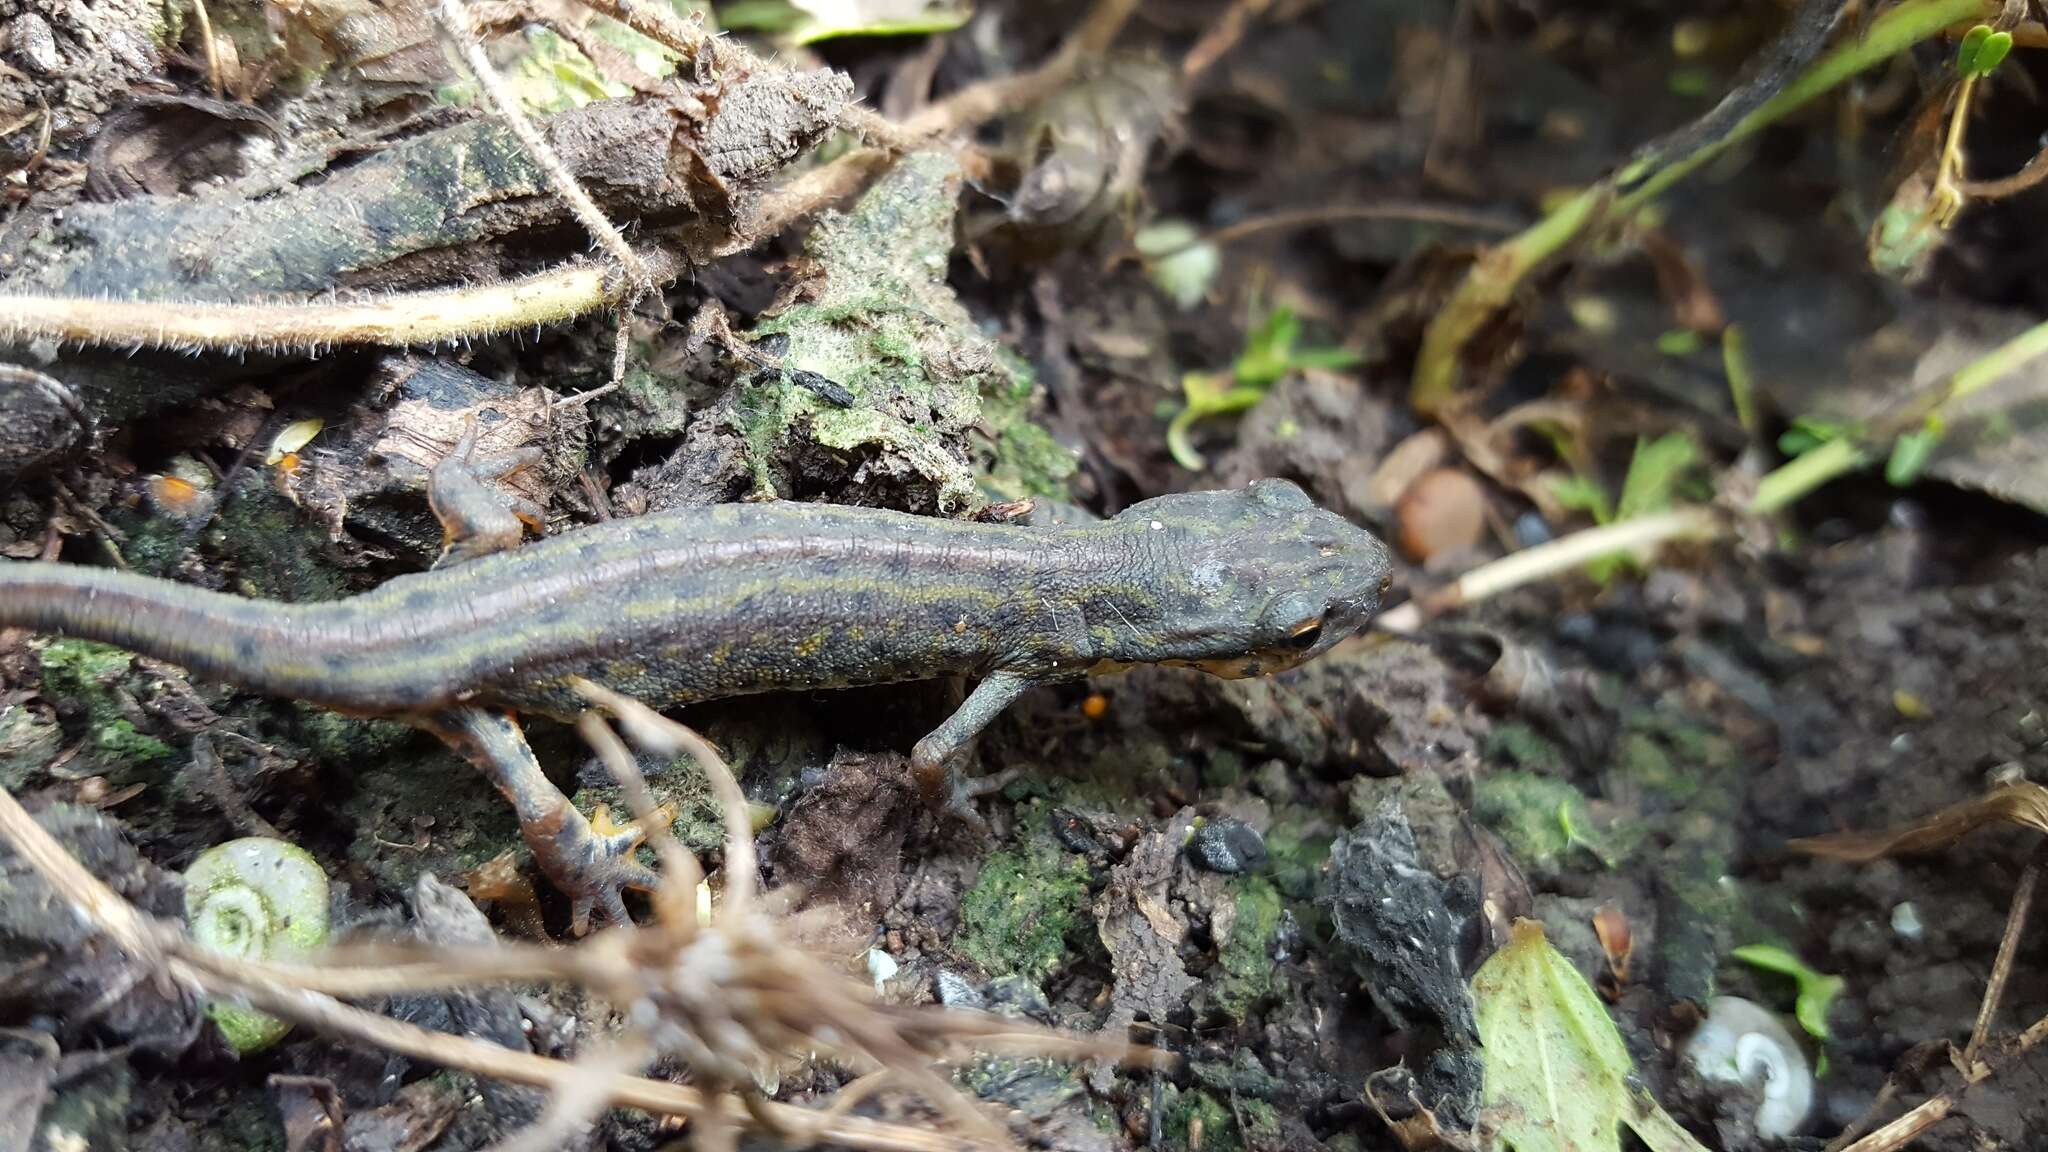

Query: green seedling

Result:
[1547,432,1703,582]
[1167,304,1361,470]
[1956,24,2013,77]
[1731,943,1845,1044]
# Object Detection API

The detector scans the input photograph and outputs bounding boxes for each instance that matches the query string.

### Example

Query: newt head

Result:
[1100,478,1393,678]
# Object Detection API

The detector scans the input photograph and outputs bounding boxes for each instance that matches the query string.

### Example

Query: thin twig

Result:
[1374,507,1726,632]
[0,785,158,955]
[1964,849,2042,1064]
[738,0,1143,246]
[573,680,754,915]
[901,0,1140,138]
[1181,0,1276,82]
[1129,201,1522,266]
[1837,1011,2048,1152]
[437,0,651,297]
[1955,140,2048,198]
[189,0,226,101]
[436,0,654,390]
[0,782,1019,1152]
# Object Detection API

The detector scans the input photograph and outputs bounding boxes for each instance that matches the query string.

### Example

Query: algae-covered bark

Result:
[3,71,850,301]
[682,151,1076,513]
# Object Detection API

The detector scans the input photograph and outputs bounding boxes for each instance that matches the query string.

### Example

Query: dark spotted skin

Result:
[0,478,1391,928]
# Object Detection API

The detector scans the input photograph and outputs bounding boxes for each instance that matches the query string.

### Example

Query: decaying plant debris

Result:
[5,0,2048,1149]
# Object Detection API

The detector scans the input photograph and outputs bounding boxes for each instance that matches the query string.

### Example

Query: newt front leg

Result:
[910,669,1035,829]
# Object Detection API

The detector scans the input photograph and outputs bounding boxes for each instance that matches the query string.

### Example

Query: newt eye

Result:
[1285,619,1325,649]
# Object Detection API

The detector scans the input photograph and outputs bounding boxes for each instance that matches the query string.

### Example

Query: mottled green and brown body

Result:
[0,478,1391,927]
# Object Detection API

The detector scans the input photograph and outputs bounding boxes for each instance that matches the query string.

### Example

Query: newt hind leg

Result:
[425,707,659,933]
[430,423,546,567]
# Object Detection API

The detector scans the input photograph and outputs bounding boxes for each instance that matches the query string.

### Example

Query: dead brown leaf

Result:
[1791,782,2048,863]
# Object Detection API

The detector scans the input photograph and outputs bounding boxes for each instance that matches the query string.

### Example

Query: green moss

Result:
[0,705,62,790]
[38,640,176,771]
[211,479,349,603]
[1609,711,1742,815]
[1208,876,1283,1021]
[574,751,727,854]
[1485,721,1569,773]
[955,839,1091,982]
[1612,729,1690,802]
[1471,770,1611,870]
[1202,748,1245,789]
[988,421,1079,500]
[40,1063,135,1152]
[1261,820,1330,903]
[721,151,1069,510]
[1163,1088,1239,1152]
[1239,1100,1280,1145]
[290,704,414,764]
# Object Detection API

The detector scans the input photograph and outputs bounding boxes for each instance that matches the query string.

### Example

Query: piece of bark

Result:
[1,67,852,301]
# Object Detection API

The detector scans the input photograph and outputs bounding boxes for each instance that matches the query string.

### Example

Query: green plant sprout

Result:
[1731,943,1845,1044]
[1721,325,1758,439]
[1928,24,2016,228]
[1166,304,1361,470]
[1411,0,1999,415]
[1546,431,1702,581]
[1557,800,1616,869]
[1751,314,2048,514]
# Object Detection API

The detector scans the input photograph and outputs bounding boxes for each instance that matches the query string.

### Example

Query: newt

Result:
[0,460,1391,930]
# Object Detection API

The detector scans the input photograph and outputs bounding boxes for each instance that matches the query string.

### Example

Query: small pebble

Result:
[985,975,1053,1021]
[1394,468,1487,564]
[935,969,985,1011]
[865,948,899,993]
[1187,818,1267,874]
[1889,903,1923,942]
[1512,510,1553,548]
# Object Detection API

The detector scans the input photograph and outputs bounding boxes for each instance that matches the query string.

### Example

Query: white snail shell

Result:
[185,837,330,1052]
[1682,995,1815,1139]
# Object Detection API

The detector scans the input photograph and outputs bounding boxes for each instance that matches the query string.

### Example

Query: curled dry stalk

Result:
[0,689,1159,1151]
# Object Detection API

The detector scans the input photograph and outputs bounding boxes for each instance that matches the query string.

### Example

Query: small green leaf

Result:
[1166,407,1206,471]
[1475,921,1711,1152]
[1956,25,2011,76]
[1885,426,1940,487]
[1549,473,1614,524]
[1233,307,1302,387]
[1957,24,1993,73]
[1287,345,1367,372]
[1615,432,1700,521]
[1976,31,2013,75]
[1168,373,1267,471]
[1656,329,1705,357]
[1731,944,1846,1043]
[718,0,808,32]
[1722,325,1758,438]
[1778,416,1849,457]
